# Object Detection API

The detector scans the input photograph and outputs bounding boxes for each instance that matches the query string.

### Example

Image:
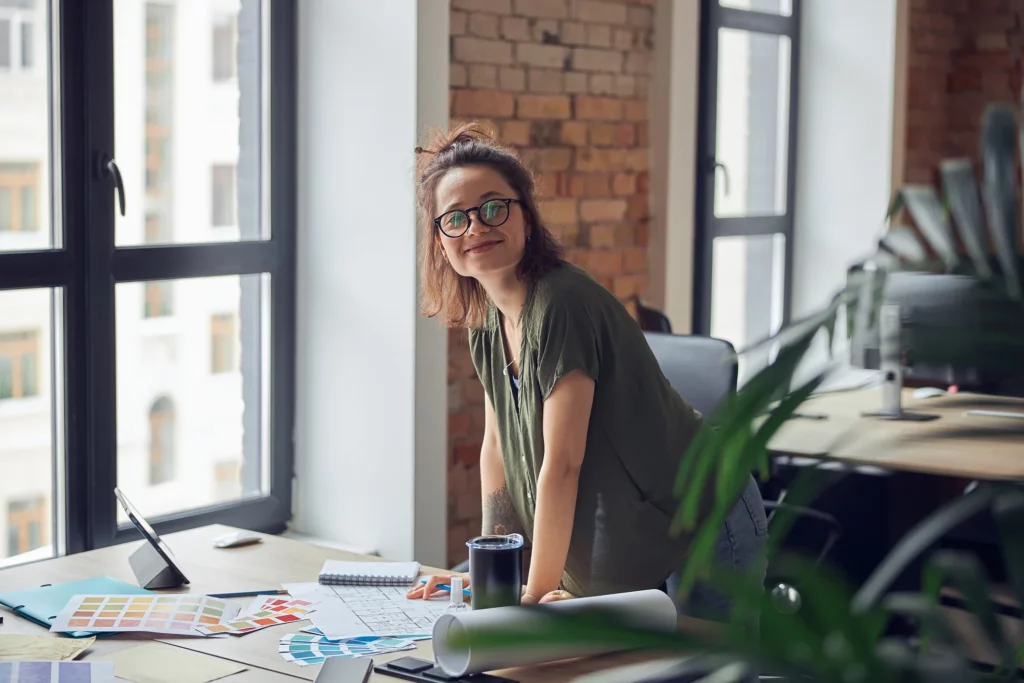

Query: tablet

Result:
[115,487,189,586]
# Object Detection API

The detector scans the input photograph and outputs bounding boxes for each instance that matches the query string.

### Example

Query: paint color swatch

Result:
[278,633,416,667]
[301,625,431,642]
[196,598,314,636]
[0,661,114,682]
[50,595,239,637]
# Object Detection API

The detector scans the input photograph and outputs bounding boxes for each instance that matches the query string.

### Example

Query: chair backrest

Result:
[633,297,673,334]
[643,332,737,419]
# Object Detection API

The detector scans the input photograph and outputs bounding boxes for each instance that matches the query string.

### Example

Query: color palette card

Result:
[0,661,114,682]
[50,595,239,637]
[197,598,314,636]
[278,633,416,667]
[301,625,431,642]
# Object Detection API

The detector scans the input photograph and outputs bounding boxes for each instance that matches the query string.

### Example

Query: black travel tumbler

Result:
[466,533,524,610]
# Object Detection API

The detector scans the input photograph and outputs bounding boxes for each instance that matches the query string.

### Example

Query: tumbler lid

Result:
[465,533,524,550]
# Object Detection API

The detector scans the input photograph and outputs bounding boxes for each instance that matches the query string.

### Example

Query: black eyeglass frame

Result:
[434,198,521,238]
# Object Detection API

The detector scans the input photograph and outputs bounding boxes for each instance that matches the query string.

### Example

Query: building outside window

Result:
[0,163,39,233]
[0,0,34,73]
[0,330,38,400]
[148,396,175,485]
[210,313,236,374]
[211,164,236,227]
[212,13,236,82]
[7,495,46,557]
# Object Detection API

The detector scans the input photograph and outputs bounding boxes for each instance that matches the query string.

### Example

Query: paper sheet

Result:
[98,643,246,683]
[283,582,447,640]
[0,635,95,662]
[0,661,114,682]
[196,598,314,635]
[433,589,679,677]
[50,595,239,637]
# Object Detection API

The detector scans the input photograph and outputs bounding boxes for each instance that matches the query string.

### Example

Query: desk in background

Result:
[0,525,704,683]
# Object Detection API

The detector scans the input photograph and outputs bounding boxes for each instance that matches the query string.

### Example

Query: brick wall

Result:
[445,0,655,568]
[903,0,1023,184]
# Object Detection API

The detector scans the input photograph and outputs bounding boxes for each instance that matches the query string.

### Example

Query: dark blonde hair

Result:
[417,123,563,328]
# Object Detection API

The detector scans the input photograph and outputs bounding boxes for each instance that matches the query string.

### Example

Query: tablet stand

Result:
[129,541,186,589]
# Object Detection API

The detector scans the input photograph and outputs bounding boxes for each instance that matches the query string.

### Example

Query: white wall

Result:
[294,0,448,568]
[792,0,898,318]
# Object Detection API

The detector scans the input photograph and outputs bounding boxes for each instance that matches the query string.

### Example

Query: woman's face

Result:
[433,165,528,281]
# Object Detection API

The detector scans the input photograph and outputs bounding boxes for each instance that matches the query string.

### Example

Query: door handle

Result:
[710,158,730,196]
[96,153,126,216]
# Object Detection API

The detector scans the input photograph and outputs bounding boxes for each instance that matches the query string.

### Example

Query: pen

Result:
[419,579,471,597]
[207,589,289,599]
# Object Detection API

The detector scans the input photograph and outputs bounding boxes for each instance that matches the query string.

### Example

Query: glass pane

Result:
[0,0,52,251]
[714,28,791,218]
[719,0,792,16]
[115,273,271,521]
[115,0,267,246]
[0,288,56,567]
[710,234,786,384]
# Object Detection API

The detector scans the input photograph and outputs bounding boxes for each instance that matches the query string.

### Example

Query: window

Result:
[0,330,39,399]
[211,313,236,373]
[211,165,236,227]
[694,0,800,382]
[148,396,175,485]
[213,459,241,502]
[6,495,46,557]
[0,0,295,563]
[0,163,39,233]
[0,0,34,72]
[212,13,237,82]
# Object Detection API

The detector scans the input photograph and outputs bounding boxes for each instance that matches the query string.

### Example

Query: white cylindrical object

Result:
[432,589,679,677]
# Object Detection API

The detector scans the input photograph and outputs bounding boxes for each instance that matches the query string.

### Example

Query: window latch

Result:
[96,153,126,217]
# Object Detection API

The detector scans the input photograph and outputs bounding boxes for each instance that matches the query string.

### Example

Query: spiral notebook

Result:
[317,560,421,586]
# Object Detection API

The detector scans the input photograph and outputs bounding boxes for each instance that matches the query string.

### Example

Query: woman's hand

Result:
[406,573,469,601]
[522,589,575,605]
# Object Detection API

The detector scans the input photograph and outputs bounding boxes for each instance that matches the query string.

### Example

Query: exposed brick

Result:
[575,147,627,171]
[517,93,572,118]
[514,0,569,19]
[572,47,624,73]
[625,50,651,74]
[579,172,611,196]
[636,170,649,193]
[614,75,636,97]
[635,219,649,247]
[588,224,616,248]
[516,42,570,68]
[449,412,472,441]
[501,16,531,41]
[451,63,468,88]
[590,73,615,95]
[531,19,562,44]
[560,121,589,146]
[520,147,574,171]
[469,12,500,38]
[561,21,588,45]
[626,193,648,219]
[454,441,482,467]
[469,64,498,89]
[453,89,515,117]
[538,198,579,224]
[613,273,647,298]
[448,381,463,414]
[627,5,653,27]
[588,24,612,48]
[551,223,582,247]
[453,37,514,65]
[565,71,589,93]
[529,68,565,93]
[612,172,636,196]
[531,120,562,146]
[455,490,480,521]
[576,95,623,120]
[976,33,1010,50]
[624,246,647,271]
[500,66,527,91]
[590,122,616,146]
[581,198,628,222]
[451,10,468,36]
[613,28,634,50]
[623,98,646,121]
[462,379,485,405]
[575,0,628,24]
[588,249,624,275]
[636,75,650,98]
[453,0,511,13]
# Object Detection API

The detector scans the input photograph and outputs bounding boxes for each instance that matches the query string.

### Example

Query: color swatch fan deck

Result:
[197,597,315,635]
[50,595,238,636]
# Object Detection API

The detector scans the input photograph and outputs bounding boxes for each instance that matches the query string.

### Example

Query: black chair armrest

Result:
[764,501,842,566]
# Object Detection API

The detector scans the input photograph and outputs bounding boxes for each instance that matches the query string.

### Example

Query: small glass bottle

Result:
[446,575,468,613]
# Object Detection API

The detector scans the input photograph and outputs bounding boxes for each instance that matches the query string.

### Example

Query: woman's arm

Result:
[522,370,595,604]
[481,395,522,536]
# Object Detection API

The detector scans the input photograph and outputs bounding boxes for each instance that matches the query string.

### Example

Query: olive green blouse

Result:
[469,261,706,597]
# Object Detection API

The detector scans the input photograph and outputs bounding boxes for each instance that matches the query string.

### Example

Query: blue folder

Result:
[0,576,154,638]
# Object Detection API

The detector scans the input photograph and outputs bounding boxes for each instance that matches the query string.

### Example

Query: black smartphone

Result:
[315,656,374,683]
[374,656,518,683]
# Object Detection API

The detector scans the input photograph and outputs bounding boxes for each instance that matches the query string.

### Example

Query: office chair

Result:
[642,331,842,609]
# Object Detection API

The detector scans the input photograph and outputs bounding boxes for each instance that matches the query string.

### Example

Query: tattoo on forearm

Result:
[483,486,522,536]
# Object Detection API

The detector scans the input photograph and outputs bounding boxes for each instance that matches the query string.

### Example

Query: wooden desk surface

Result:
[768,387,1024,480]
[0,525,701,682]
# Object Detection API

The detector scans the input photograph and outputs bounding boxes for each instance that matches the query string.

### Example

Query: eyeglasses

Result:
[434,198,519,238]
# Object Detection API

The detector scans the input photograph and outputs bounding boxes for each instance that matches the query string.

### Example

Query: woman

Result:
[406,124,767,618]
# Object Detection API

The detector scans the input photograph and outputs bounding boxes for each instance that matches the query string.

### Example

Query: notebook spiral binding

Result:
[318,573,413,586]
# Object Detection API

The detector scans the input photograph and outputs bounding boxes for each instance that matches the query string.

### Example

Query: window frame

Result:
[692,0,801,337]
[0,0,296,557]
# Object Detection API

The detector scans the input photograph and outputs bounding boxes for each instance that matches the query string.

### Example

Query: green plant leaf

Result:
[901,185,960,271]
[881,592,961,650]
[879,225,928,265]
[940,158,993,281]
[980,104,1022,300]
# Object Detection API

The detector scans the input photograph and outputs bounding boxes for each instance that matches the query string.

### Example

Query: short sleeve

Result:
[535,297,601,399]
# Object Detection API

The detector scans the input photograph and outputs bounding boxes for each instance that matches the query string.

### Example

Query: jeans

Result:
[664,474,769,622]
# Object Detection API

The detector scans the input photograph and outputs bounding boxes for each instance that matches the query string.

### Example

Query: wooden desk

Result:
[767,387,1024,480]
[0,525,700,682]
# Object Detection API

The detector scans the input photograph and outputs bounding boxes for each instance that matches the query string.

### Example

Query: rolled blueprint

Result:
[432,589,678,677]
